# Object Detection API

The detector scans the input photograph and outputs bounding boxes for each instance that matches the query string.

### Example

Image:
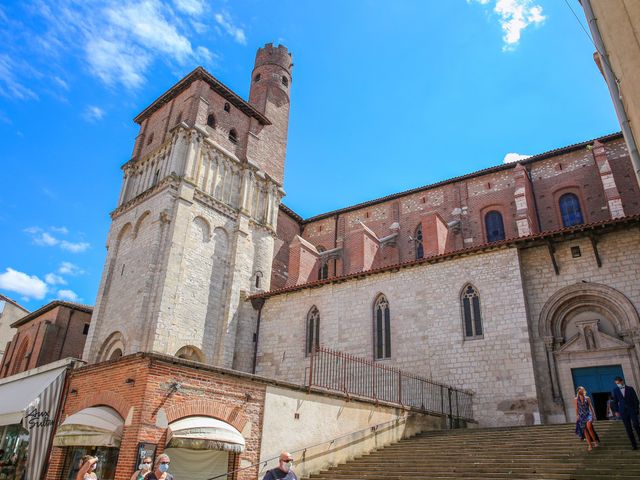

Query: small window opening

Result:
[282,76,289,87]
[207,114,215,128]
[176,112,183,125]
[147,133,154,145]
[229,129,238,144]
[486,182,491,190]
[255,271,263,289]
[254,73,261,82]
[152,169,160,186]
[82,323,90,335]
[121,264,125,276]
[571,246,582,258]
[224,102,231,112]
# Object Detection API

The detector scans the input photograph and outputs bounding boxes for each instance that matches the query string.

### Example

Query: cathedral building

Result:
[80,42,640,432]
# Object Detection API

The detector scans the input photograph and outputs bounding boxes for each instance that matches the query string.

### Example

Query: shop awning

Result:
[166,416,245,453]
[0,364,68,426]
[53,406,124,448]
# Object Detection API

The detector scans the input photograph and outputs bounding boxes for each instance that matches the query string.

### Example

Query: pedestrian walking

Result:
[262,452,297,480]
[76,455,98,480]
[612,376,640,450]
[575,386,598,451]
[146,454,173,480]
[130,456,153,480]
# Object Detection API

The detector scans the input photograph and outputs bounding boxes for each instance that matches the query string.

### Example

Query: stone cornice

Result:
[110,175,179,219]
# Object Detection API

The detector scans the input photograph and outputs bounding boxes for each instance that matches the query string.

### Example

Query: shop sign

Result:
[24,408,55,429]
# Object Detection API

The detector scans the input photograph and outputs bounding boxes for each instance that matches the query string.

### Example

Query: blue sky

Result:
[0,0,620,310]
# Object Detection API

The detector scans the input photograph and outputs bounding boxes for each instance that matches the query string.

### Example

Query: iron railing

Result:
[307,346,473,424]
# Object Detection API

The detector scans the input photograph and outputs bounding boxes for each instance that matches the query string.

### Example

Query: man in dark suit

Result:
[613,376,640,450]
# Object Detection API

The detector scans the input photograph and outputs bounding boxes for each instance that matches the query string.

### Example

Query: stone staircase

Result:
[303,421,638,479]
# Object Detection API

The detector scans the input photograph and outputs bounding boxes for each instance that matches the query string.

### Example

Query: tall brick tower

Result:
[247,43,293,185]
[83,44,293,369]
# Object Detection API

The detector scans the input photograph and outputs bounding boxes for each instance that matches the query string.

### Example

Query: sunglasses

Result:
[161,462,171,465]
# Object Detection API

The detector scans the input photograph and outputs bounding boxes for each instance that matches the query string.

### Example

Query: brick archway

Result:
[165,399,248,432]
[69,390,130,420]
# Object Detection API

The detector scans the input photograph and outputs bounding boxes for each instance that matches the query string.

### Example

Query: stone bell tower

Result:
[83,44,293,369]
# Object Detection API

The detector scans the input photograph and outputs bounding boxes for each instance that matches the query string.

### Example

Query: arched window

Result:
[175,345,205,362]
[305,306,320,356]
[374,295,391,359]
[461,284,483,339]
[414,224,424,259]
[109,349,123,361]
[282,76,289,87]
[318,262,329,280]
[485,211,505,242]
[228,129,238,144]
[207,114,215,128]
[255,271,263,289]
[559,193,584,227]
[254,73,261,82]
[224,102,231,112]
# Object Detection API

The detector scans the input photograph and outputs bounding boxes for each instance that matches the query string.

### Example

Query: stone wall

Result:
[519,226,640,423]
[254,247,539,427]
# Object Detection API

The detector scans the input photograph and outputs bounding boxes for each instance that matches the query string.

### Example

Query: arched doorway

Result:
[539,283,640,422]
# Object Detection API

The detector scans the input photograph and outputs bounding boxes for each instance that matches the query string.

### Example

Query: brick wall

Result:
[0,304,91,378]
[46,354,267,480]
[275,136,638,287]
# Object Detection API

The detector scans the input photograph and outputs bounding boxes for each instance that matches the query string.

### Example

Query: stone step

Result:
[301,422,636,480]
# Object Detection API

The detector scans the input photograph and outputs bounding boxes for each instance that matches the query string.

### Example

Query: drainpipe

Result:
[251,298,265,374]
[581,0,640,188]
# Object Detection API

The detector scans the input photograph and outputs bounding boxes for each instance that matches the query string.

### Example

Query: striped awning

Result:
[53,406,124,447]
[0,361,70,480]
[166,416,245,452]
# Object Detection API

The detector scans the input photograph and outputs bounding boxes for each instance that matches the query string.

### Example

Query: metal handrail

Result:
[307,346,474,423]
[205,416,406,480]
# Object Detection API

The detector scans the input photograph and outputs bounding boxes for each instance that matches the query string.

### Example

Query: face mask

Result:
[283,461,293,471]
[159,464,170,473]
[139,463,151,471]
[617,383,624,388]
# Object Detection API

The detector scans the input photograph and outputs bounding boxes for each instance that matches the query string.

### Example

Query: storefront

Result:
[164,416,245,480]
[0,359,81,480]
[52,406,123,480]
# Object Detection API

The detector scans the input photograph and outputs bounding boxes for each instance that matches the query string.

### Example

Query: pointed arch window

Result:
[485,211,505,242]
[461,284,483,339]
[415,224,424,259]
[306,306,320,356]
[207,114,215,128]
[228,129,238,144]
[559,193,584,227]
[374,295,391,359]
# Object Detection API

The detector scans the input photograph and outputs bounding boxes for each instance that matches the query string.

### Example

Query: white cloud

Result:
[45,273,67,285]
[24,226,42,234]
[52,75,69,90]
[56,289,80,302]
[196,46,216,64]
[0,268,47,300]
[174,0,205,16]
[60,240,90,253]
[106,1,194,62]
[0,54,38,100]
[33,232,59,246]
[83,105,105,122]
[214,11,247,45]
[50,226,69,234]
[58,262,84,276]
[503,152,532,164]
[85,37,149,89]
[468,0,545,51]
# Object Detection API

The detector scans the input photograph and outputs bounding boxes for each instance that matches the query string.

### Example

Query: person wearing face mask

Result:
[147,454,173,480]
[612,376,640,450]
[130,456,153,480]
[262,452,297,480]
[76,455,98,480]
